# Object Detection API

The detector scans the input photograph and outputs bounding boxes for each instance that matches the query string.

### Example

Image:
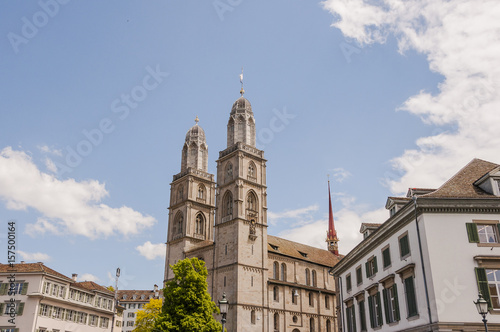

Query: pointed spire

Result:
[239,67,245,96]
[326,178,339,256]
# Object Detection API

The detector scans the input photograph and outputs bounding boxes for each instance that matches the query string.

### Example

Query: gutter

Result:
[413,196,433,330]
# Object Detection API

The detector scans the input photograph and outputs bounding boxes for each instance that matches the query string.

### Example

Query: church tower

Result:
[326,180,339,255]
[164,117,216,281]
[213,91,269,331]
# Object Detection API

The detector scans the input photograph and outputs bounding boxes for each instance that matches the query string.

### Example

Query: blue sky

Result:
[0,0,498,290]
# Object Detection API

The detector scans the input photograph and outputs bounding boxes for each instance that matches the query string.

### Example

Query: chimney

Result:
[20,261,25,264]
[72,273,78,281]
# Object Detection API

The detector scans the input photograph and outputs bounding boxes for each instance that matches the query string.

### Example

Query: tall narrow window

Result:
[281,263,286,281]
[246,192,257,211]
[274,313,280,332]
[368,292,383,328]
[223,191,233,217]
[305,269,310,286]
[309,292,314,307]
[273,286,279,302]
[359,300,367,331]
[404,276,418,317]
[356,266,363,285]
[383,284,400,323]
[273,261,279,279]
[309,317,315,332]
[292,289,297,304]
[251,310,256,324]
[312,270,317,287]
[365,256,378,278]
[346,274,352,292]
[325,295,330,309]
[399,233,411,258]
[346,304,357,332]
[197,185,205,199]
[382,246,391,268]
[195,213,205,235]
[248,162,255,177]
[225,163,233,182]
[173,212,183,235]
[326,319,332,332]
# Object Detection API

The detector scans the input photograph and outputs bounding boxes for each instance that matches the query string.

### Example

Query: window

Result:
[476,268,500,309]
[305,269,310,286]
[281,263,286,281]
[292,289,298,304]
[128,312,135,318]
[382,246,391,268]
[173,212,183,235]
[246,192,257,211]
[90,315,98,326]
[223,191,233,216]
[365,256,378,278]
[53,306,63,319]
[346,304,357,332]
[368,292,383,328]
[467,223,500,243]
[325,294,330,309]
[59,286,65,298]
[309,317,315,332]
[195,213,205,235]
[225,163,233,180]
[404,276,418,317]
[127,321,134,327]
[356,266,363,285]
[273,286,279,302]
[383,284,400,323]
[44,282,51,294]
[326,319,332,332]
[251,310,256,324]
[359,300,367,331]
[197,185,205,199]
[248,163,255,178]
[100,317,110,328]
[273,261,279,279]
[346,274,352,292]
[399,233,411,258]
[312,270,317,287]
[2,302,24,316]
[177,186,183,201]
[309,292,314,307]
[274,313,280,332]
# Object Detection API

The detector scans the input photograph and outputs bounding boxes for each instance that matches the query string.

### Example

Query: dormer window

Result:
[390,206,396,216]
[270,244,279,251]
[298,251,308,258]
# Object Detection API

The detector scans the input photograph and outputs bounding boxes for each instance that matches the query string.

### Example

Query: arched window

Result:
[312,270,317,287]
[177,186,184,202]
[274,313,279,332]
[251,310,256,325]
[273,286,279,302]
[248,162,256,178]
[225,163,233,182]
[325,294,330,309]
[305,268,310,286]
[195,213,205,235]
[197,184,205,199]
[173,212,183,235]
[309,292,314,307]
[281,263,286,281]
[309,317,315,332]
[273,261,279,279]
[292,289,298,304]
[326,319,331,332]
[223,191,233,217]
[246,192,257,211]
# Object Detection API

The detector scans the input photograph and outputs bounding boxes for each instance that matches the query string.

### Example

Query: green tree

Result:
[155,257,221,332]
[107,285,115,292]
[133,298,163,332]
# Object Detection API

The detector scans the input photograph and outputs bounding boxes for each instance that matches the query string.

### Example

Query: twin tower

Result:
[164,94,268,328]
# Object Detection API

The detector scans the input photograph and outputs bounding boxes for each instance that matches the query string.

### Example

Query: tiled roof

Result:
[117,289,158,302]
[0,262,73,282]
[267,235,341,267]
[72,281,113,295]
[422,159,499,198]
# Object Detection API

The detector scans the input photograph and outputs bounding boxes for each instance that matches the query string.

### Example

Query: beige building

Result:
[117,287,161,332]
[164,92,340,332]
[0,262,122,332]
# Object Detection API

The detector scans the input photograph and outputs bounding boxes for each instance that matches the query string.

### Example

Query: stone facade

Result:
[164,94,340,332]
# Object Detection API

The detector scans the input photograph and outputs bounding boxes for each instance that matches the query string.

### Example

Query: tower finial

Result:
[239,67,245,96]
[326,179,339,256]
[195,115,199,124]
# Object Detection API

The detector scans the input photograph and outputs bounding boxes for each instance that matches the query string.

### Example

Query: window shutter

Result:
[0,303,4,315]
[359,301,367,331]
[393,284,400,321]
[405,277,418,317]
[368,296,375,328]
[21,282,28,295]
[17,302,24,315]
[373,257,378,274]
[376,292,383,326]
[466,223,480,243]
[497,223,500,239]
[475,268,492,309]
[0,283,8,295]
[352,305,357,332]
[365,262,370,278]
[383,288,390,323]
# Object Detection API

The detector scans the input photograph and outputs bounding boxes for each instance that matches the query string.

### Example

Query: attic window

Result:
[496,180,500,194]
[141,295,145,300]
[123,295,127,300]
[270,244,279,251]
[132,295,137,300]
[298,251,308,258]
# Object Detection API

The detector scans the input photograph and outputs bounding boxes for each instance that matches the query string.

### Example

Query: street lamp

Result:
[218,293,229,332]
[111,268,120,332]
[474,293,489,332]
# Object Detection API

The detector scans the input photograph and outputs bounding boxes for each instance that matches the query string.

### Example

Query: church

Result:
[163,87,341,332]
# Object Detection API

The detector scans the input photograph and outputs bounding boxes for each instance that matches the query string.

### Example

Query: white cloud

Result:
[268,204,319,226]
[331,167,352,183]
[323,0,500,193]
[44,158,57,173]
[78,273,100,282]
[18,250,51,262]
[136,241,166,260]
[38,145,62,156]
[0,147,156,239]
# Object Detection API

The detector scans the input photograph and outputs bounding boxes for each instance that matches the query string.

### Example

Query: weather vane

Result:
[239,67,244,96]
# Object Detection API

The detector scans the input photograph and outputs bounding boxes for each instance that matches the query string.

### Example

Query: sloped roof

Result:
[267,235,341,267]
[117,289,158,302]
[72,281,113,295]
[0,262,73,282]
[422,159,499,198]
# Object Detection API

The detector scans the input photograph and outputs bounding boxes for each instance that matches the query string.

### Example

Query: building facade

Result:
[117,287,161,332]
[164,93,340,332]
[0,262,122,332]
[332,158,500,332]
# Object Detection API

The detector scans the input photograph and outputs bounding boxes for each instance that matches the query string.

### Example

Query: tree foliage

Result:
[133,298,163,332]
[155,257,221,332]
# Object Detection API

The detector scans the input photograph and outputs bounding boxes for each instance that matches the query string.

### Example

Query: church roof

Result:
[268,235,341,267]
[230,96,253,116]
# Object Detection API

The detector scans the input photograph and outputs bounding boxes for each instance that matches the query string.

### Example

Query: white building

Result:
[332,158,500,332]
[117,287,161,332]
[0,262,122,332]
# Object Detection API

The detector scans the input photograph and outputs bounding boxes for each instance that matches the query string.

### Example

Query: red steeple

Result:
[326,180,339,255]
